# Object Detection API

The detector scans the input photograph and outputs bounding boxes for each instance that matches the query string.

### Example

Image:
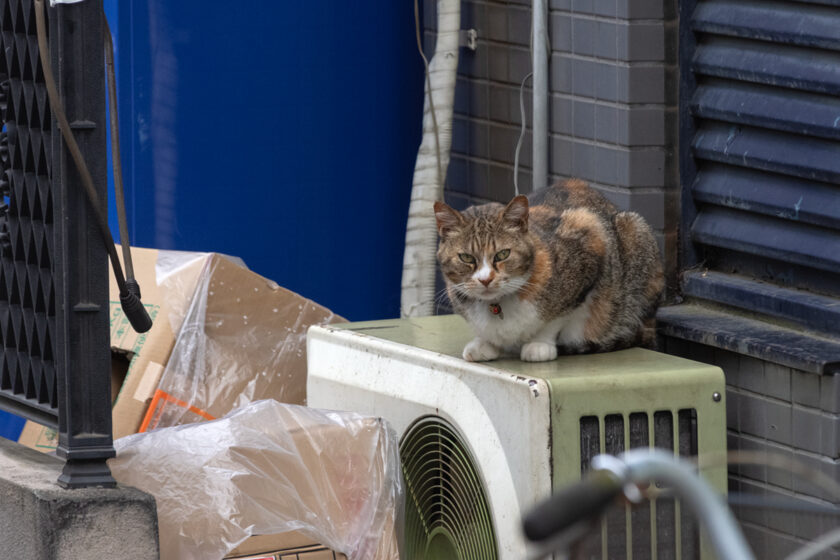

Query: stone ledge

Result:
[657,303,840,375]
[0,437,159,560]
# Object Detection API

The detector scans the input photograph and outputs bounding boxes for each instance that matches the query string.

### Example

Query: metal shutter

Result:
[678,0,840,341]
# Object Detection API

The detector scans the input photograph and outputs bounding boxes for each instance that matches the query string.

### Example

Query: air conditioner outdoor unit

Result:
[307,315,727,559]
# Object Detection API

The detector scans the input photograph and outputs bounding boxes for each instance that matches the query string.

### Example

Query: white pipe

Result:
[401,0,461,318]
[532,0,549,191]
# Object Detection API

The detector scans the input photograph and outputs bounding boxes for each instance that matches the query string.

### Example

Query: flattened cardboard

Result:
[139,253,341,432]
[16,420,58,452]
[18,353,134,453]
[19,246,342,452]
[108,402,396,560]
[226,532,346,560]
[110,247,208,438]
[216,421,392,560]
[18,247,207,451]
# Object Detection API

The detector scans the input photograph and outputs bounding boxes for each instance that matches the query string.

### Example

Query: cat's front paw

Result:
[521,341,558,362]
[463,338,500,362]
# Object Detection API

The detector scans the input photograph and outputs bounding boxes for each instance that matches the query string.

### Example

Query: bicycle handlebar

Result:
[523,450,756,560]
[522,469,624,542]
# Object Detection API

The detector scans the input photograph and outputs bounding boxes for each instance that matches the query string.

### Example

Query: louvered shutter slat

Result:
[681,0,840,337]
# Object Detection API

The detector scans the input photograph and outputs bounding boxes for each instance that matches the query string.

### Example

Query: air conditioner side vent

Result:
[578,409,701,560]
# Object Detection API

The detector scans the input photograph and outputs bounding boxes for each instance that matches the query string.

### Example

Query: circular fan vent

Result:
[400,416,498,560]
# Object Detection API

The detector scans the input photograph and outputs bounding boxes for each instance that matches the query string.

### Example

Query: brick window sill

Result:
[657,304,840,376]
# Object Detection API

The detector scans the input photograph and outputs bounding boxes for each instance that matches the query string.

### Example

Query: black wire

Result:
[104,16,135,286]
[35,0,151,333]
[33,0,128,294]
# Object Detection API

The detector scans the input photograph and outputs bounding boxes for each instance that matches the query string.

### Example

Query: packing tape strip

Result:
[133,361,165,403]
[138,389,216,433]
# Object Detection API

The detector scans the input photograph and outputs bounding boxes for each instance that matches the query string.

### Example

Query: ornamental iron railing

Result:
[0,0,114,488]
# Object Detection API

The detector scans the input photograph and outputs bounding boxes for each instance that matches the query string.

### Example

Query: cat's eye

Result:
[494,249,510,262]
[459,253,476,264]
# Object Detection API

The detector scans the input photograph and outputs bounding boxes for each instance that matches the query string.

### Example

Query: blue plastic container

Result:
[0,410,24,441]
[104,1,424,320]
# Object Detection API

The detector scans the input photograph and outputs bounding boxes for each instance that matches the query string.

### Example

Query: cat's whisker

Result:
[450,282,470,297]
[434,281,473,313]
[434,287,453,309]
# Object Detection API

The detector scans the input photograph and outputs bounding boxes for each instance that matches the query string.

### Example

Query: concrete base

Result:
[0,437,159,560]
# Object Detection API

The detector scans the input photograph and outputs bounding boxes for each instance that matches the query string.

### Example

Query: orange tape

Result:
[138,389,216,433]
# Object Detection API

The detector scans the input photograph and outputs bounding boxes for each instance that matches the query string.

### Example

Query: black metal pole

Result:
[45,0,116,489]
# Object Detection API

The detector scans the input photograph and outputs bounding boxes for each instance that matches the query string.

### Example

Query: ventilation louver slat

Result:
[680,0,840,340]
[579,410,700,560]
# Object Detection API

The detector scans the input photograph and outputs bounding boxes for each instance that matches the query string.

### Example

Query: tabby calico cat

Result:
[434,179,664,362]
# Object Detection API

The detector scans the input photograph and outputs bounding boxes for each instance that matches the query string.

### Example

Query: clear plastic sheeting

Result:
[154,250,248,333]
[110,399,403,560]
[139,253,341,431]
[154,249,212,333]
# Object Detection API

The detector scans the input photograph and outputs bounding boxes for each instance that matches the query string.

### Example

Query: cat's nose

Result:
[479,277,493,287]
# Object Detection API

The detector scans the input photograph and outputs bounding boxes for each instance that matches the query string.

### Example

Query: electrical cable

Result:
[104,17,136,292]
[513,72,533,197]
[34,0,151,333]
[413,0,443,188]
[513,0,539,198]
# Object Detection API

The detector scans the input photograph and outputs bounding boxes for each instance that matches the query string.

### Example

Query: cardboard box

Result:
[109,248,209,439]
[19,247,342,451]
[16,420,58,452]
[17,344,136,451]
[108,400,400,560]
[226,532,347,560]
[136,252,341,433]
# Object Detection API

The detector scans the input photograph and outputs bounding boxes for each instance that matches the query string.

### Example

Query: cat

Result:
[434,178,664,362]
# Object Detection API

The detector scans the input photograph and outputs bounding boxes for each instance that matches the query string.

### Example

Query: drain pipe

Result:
[532,0,549,191]
[401,0,461,318]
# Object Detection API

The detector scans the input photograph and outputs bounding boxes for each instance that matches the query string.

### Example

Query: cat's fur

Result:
[434,179,664,362]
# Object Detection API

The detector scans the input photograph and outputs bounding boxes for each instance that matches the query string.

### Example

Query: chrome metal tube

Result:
[602,450,755,560]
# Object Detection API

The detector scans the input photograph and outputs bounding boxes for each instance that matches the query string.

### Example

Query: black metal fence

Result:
[0,0,114,488]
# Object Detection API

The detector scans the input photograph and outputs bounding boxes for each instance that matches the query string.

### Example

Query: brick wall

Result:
[662,336,840,559]
[427,0,679,275]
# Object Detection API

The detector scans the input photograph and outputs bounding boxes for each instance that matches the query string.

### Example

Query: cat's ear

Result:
[434,201,464,238]
[501,195,529,232]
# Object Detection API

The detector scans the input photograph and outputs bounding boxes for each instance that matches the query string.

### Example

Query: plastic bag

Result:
[110,399,402,560]
[154,250,248,334]
[139,254,342,431]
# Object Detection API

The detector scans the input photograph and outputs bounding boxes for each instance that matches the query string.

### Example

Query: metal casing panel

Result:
[544,345,727,559]
[542,348,727,491]
[308,317,551,560]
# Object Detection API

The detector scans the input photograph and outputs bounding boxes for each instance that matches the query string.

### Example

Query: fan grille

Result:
[400,416,498,560]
